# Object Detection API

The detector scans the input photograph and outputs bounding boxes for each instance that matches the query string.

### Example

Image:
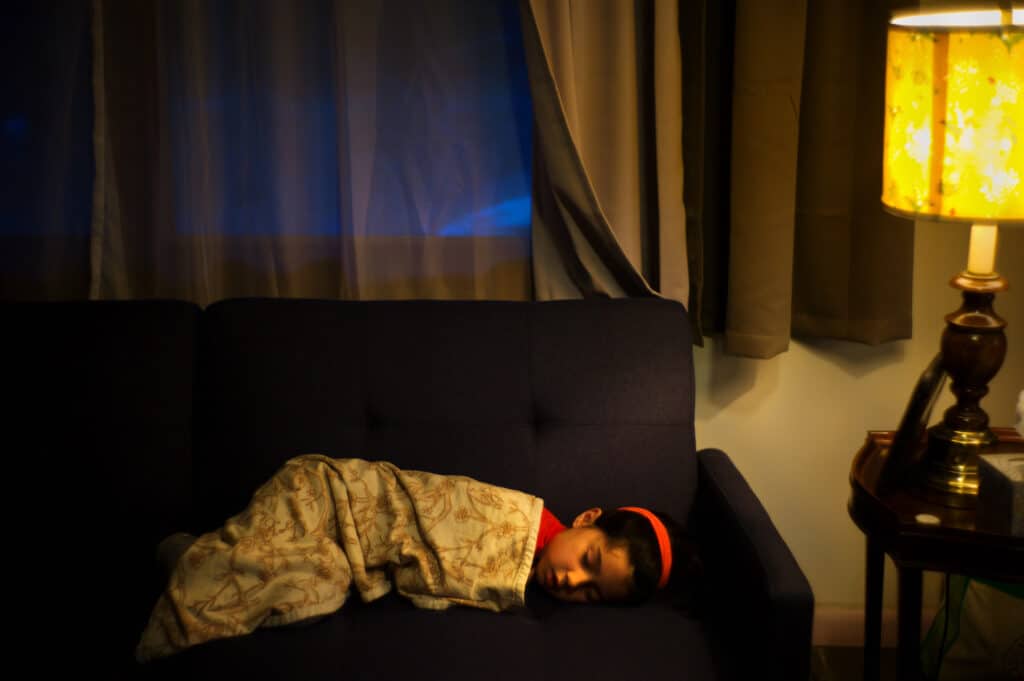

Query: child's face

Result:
[532,508,633,603]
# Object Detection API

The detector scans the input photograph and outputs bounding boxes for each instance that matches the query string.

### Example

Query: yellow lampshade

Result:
[882,9,1024,224]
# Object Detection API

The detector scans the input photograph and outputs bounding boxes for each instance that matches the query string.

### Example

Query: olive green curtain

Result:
[718,0,915,358]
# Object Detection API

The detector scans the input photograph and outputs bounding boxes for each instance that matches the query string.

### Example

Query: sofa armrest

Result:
[693,448,813,681]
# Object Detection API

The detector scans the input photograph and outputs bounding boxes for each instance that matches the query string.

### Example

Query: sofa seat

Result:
[145,590,725,680]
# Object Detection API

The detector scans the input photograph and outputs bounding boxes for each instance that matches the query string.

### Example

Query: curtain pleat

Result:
[651,0,690,306]
[724,0,808,358]
[91,0,169,300]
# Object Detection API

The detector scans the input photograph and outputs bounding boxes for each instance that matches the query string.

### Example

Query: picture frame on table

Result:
[876,352,948,494]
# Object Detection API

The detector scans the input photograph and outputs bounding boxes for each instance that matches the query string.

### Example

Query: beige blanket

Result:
[136,456,543,662]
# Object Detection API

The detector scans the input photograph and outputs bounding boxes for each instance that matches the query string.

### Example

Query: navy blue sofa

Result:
[10,298,812,680]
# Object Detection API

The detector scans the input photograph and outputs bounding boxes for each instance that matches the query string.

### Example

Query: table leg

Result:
[898,567,923,681]
[864,536,884,681]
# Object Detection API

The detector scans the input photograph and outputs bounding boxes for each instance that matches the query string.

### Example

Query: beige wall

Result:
[692,221,1023,642]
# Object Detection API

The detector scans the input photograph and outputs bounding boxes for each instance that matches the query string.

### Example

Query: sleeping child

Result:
[136,455,700,662]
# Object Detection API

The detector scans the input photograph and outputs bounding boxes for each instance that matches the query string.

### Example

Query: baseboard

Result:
[813,605,940,648]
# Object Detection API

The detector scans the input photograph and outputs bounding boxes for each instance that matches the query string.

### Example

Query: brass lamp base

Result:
[917,272,1007,508]
[919,424,995,508]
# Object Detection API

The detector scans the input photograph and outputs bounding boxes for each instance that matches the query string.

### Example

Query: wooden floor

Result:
[810,646,900,681]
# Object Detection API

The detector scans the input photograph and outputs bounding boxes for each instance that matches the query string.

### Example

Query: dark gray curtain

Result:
[520,0,917,357]
[519,0,692,310]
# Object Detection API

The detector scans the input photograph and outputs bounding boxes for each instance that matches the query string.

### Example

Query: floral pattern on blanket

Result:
[136,456,543,662]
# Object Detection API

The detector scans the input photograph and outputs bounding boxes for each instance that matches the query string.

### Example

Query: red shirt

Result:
[535,507,566,553]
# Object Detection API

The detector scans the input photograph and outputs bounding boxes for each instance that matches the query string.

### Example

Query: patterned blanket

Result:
[136,456,543,662]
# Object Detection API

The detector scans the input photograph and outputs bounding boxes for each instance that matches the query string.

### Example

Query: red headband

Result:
[618,507,672,589]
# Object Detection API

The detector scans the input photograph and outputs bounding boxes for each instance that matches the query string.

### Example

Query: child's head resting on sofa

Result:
[530,507,700,606]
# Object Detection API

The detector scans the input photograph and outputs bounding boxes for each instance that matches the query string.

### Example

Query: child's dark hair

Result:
[593,508,702,606]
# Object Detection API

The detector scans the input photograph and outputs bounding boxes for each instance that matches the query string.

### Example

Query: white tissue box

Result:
[976,453,1024,536]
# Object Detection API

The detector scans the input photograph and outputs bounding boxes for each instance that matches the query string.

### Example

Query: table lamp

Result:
[882,7,1023,506]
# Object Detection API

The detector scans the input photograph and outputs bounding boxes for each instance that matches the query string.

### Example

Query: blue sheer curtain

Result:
[3,0,533,303]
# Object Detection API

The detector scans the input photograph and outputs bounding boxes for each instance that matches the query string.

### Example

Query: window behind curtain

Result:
[163,0,533,239]
[2,0,534,302]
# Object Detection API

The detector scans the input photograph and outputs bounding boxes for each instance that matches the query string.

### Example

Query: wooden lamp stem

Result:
[938,288,1007,434]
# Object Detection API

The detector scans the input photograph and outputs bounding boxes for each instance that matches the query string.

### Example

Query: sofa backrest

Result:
[192,298,697,531]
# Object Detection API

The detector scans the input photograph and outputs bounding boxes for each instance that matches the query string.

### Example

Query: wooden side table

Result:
[848,429,1024,681]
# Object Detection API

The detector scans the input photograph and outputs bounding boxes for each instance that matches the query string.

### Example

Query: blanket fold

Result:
[136,456,543,662]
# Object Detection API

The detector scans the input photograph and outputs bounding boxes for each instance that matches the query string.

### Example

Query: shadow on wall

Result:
[798,336,907,380]
[695,338,780,418]
[694,330,909,422]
